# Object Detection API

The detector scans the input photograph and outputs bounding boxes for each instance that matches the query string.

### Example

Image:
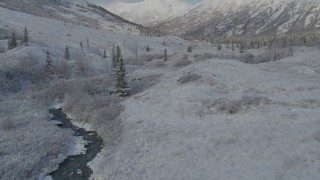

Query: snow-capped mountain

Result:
[156,0,320,36]
[105,0,193,25]
[0,0,143,33]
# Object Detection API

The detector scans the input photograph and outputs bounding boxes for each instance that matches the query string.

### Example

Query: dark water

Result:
[49,109,103,180]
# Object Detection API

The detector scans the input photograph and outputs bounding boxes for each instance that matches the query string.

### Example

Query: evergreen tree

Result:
[146,45,150,52]
[281,36,287,47]
[217,44,222,50]
[87,37,89,48]
[45,51,54,74]
[114,46,130,97]
[64,45,70,60]
[111,44,117,69]
[23,27,28,46]
[162,39,166,46]
[164,49,168,61]
[7,32,17,50]
[239,42,245,53]
[103,49,107,58]
[80,41,83,53]
[187,46,192,53]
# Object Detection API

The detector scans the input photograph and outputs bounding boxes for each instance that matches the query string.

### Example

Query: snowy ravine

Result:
[89,47,320,180]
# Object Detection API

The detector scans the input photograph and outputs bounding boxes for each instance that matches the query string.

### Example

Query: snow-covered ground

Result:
[1,2,320,180]
[90,47,320,179]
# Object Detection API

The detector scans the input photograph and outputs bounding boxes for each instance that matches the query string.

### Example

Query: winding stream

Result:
[48,108,103,179]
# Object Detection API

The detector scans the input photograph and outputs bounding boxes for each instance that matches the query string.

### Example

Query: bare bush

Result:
[177,74,202,85]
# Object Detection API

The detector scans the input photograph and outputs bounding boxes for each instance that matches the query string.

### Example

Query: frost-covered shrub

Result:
[200,96,270,115]
[241,46,294,64]
[130,74,161,94]
[194,53,215,61]
[238,53,255,63]
[154,61,166,67]
[76,55,90,77]
[177,74,202,85]
[0,55,48,94]
[139,54,165,62]
[56,59,70,79]
[62,93,123,140]
[174,60,192,67]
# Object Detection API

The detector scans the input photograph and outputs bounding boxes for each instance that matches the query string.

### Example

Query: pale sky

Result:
[90,0,203,5]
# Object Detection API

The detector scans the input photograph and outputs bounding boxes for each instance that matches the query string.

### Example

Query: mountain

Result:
[105,0,193,25]
[0,0,143,33]
[156,0,320,37]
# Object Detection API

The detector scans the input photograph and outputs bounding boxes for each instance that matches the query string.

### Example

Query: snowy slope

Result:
[105,0,193,25]
[0,0,143,33]
[157,0,320,36]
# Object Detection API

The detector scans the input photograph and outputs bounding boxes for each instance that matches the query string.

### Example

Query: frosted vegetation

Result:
[1,1,320,180]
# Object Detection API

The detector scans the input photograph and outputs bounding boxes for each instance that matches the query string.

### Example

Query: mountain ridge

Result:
[155,0,320,37]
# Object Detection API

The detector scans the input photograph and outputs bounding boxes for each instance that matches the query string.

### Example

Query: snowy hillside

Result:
[157,0,320,36]
[0,0,143,33]
[90,45,320,179]
[105,0,193,25]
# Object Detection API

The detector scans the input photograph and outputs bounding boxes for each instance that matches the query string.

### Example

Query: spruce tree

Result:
[23,27,28,46]
[103,49,107,58]
[164,49,168,61]
[217,44,222,50]
[45,51,54,74]
[239,42,245,53]
[87,37,89,48]
[146,45,150,52]
[111,44,117,69]
[8,32,17,50]
[64,45,70,60]
[80,41,83,53]
[114,46,130,97]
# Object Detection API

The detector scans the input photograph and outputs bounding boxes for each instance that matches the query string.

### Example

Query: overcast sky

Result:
[90,0,203,5]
